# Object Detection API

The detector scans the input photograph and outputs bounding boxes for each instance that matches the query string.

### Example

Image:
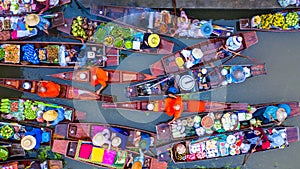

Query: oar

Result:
[172,0,177,16]
[241,134,264,168]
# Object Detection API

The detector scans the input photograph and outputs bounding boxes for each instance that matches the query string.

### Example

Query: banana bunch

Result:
[260,14,273,29]
[273,13,285,28]
[0,99,10,113]
[285,12,299,27]
[71,16,88,39]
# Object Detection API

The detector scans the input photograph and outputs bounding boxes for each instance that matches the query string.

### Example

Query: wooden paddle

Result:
[241,134,264,168]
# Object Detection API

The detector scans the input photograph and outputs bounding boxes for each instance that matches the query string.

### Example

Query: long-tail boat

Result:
[149,31,258,76]
[52,139,167,169]
[0,159,63,169]
[156,126,299,163]
[90,4,235,38]
[0,98,86,127]
[0,41,120,68]
[155,101,300,144]
[126,63,266,98]
[0,121,52,147]
[53,123,157,157]
[48,68,157,84]
[0,0,71,15]
[239,10,300,32]
[56,17,175,55]
[0,78,116,102]
[102,100,249,113]
[0,12,64,41]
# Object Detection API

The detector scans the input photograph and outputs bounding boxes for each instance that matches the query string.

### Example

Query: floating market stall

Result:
[57,16,175,55]
[240,10,300,32]
[90,4,235,38]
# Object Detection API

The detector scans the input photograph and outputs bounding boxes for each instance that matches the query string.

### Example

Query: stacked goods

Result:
[23,100,37,120]
[285,12,299,27]
[71,16,98,40]
[272,13,285,28]
[0,99,10,113]
[0,125,14,140]
[256,12,299,30]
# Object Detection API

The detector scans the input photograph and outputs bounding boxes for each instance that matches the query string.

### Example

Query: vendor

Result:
[42,109,65,126]
[164,85,183,124]
[37,81,61,98]
[225,36,243,51]
[88,66,108,95]
[25,14,50,34]
[126,148,144,169]
[21,128,43,150]
[33,0,50,14]
[226,66,249,84]
[140,33,161,49]
[244,127,270,152]
[251,104,291,125]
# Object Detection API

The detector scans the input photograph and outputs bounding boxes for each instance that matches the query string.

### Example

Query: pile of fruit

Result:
[0,125,14,140]
[285,12,299,27]
[71,16,98,40]
[23,100,37,120]
[259,12,299,30]
[0,99,10,113]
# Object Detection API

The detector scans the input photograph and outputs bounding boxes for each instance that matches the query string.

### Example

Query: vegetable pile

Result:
[23,100,37,120]
[257,12,299,30]
[0,98,10,113]
[0,125,14,139]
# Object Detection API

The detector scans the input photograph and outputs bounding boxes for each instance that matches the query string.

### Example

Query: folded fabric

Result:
[79,144,93,159]
[90,147,104,162]
[102,150,116,165]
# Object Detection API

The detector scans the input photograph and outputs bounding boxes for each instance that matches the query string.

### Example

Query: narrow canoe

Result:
[149,31,258,76]
[49,69,157,84]
[0,41,120,68]
[0,121,53,147]
[0,98,86,127]
[52,139,167,169]
[239,9,300,32]
[0,12,65,41]
[126,63,266,98]
[56,18,175,55]
[155,101,300,144]
[0,159,63,169]
[157,126,299,163]
[0,78,116,102]
[102,100,249,113]
[53,123,157,157]
[90,4,235,38]
[0,0,71,16]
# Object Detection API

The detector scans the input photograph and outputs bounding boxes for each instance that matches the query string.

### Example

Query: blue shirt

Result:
[263,106,278,121]
[24,128,42,150]
[50,108,65,126]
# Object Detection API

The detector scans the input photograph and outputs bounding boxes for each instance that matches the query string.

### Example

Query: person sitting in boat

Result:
[244,127,270,152]
[251,104,291,126]
[25,14,50,34]
[126,148,145,169]
[226,35,243,51]
[21,128,43,150]
[140,33,161,49]
[37,81,61,98]
[164,86,184,124]
[33,0,50,14]
[226,66,250,84]
[42,109,65,126]
[175,10,189,36]
[86,66,109,95]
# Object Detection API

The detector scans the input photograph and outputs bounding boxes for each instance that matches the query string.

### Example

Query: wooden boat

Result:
[56,17,175,55]
[102,100,249,113]
[0,41,120,68]
[0,121,52,147]
[52,139,167,169]
[155,101,300,144]
[0,98,86,127]
[156,126,299,163]
[49,68,157,84]
[239,10,300,32]
[0,0,71,16]
[149,31,258,76]
[0,12,65,41]
[0,78,116,102]
[53,123,157,157]
[126,63,266,98]
[90,4,235,38]
[0,159,63,169]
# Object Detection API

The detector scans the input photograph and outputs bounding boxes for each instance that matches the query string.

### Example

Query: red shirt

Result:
[38,81,60,98]
[164,96,183,119]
